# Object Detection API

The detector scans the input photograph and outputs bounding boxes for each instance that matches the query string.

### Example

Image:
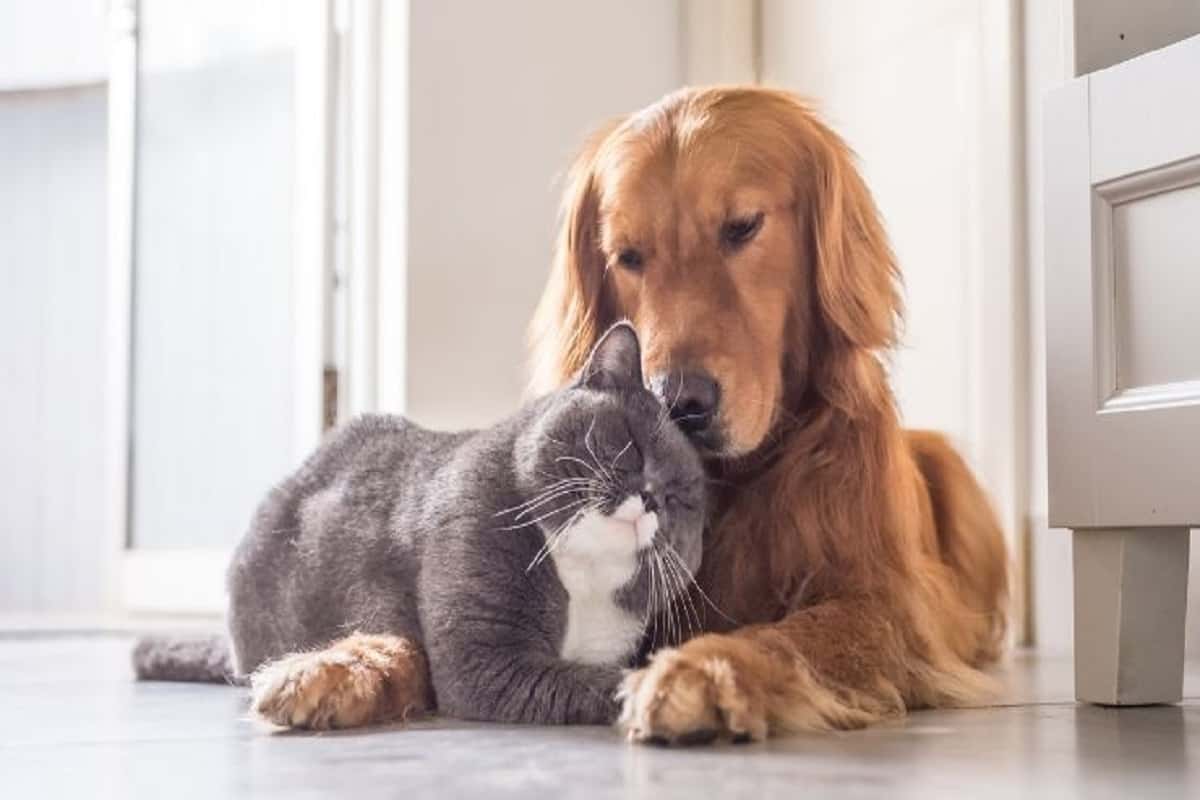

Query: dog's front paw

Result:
[617,643,767,745]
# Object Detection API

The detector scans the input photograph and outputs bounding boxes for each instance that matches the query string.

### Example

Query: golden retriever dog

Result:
[530,86,1008,742]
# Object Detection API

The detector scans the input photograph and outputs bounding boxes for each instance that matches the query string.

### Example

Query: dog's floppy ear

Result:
[529,118,625,394]
[806,120,902,352]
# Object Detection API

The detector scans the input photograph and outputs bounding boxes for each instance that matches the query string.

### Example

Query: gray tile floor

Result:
[2,635,1199,799]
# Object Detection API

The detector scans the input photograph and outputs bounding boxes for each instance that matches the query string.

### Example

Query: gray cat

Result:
[135,323,706,727]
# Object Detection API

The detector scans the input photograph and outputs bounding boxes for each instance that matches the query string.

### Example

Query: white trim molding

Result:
[974,0,1030,644]
[374,0,410,414]
[345,0,383,416]
[103,0,137,615]
[679,0,759,85]
[122,550,230,616]
[1091,154,1200,415]
[292,0,337,455]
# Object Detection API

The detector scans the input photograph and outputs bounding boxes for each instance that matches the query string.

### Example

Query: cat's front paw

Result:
[617,643,768,745]
[250,633,430,730]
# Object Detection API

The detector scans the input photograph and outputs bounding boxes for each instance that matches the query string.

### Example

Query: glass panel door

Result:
[130,0,300,552]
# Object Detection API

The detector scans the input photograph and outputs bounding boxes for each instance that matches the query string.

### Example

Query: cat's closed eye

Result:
[607,440,643,474]
[664,491,696,511]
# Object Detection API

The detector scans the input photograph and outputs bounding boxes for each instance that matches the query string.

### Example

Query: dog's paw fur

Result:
[618,646,768,745]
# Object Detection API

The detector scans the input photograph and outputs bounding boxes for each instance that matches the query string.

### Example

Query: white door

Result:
[1045,33,1200,704]
[107,0,331,613]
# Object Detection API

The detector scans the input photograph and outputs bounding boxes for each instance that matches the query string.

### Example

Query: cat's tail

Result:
[131,634,245,685]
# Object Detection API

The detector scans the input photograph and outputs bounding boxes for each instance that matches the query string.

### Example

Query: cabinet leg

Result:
[1073,527,1189,705]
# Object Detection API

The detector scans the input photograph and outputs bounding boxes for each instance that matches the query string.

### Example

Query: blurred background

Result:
[1,1,1196,656]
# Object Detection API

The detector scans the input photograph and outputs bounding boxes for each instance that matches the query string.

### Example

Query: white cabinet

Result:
[1045,34,1200,704]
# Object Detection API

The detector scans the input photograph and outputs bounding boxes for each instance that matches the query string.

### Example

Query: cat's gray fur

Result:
[134,323,705,725]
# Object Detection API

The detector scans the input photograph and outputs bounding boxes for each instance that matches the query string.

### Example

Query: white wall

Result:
[400,0,683,429]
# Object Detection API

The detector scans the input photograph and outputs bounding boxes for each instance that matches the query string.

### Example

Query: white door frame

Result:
[972,0,1029,645]
[104,0,336,616]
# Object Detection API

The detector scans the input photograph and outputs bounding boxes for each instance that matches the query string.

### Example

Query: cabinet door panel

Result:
[1045,35,1200,528]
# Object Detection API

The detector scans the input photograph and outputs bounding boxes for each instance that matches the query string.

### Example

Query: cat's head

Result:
[513,322,706,595]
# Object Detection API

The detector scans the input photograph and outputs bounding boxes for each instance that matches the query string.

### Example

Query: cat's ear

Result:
[578,321,644,391]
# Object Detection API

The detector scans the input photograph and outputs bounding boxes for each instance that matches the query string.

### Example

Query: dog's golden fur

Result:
[532,87,1008,741]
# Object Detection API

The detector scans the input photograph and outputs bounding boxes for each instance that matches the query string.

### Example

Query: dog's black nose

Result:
[658,371,720,435]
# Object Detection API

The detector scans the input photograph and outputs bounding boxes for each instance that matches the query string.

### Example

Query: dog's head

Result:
[532,87,901,458]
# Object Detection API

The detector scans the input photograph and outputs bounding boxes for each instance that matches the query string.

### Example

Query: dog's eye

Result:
[721,212,764,249]
[616,248,644,273]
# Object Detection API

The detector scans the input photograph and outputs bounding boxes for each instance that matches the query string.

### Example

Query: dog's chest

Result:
[549,511,642,665]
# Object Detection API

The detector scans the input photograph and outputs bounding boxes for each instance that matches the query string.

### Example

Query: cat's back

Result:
[234,413,464,563]
[228,413,470,668]
[291,413,465,489]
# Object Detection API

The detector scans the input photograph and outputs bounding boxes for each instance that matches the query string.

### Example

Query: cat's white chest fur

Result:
[550,497,656,665]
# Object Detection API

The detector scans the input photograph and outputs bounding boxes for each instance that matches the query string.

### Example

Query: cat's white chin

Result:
[610,496,659,550]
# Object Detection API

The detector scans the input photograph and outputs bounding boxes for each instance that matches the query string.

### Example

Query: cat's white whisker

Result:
[526,502,598,573]
[644,549,663,647]
[661,547,700,640]
[656,545,684,639]
[554,455,610,485]
[495,496,594,532]
[660,542,739,627]
[609,439,633,472]
[493,481,595,518]
[507,484,597,521]
[668,554,684,645]
[583,416,617,486]
[655,554,671,645]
